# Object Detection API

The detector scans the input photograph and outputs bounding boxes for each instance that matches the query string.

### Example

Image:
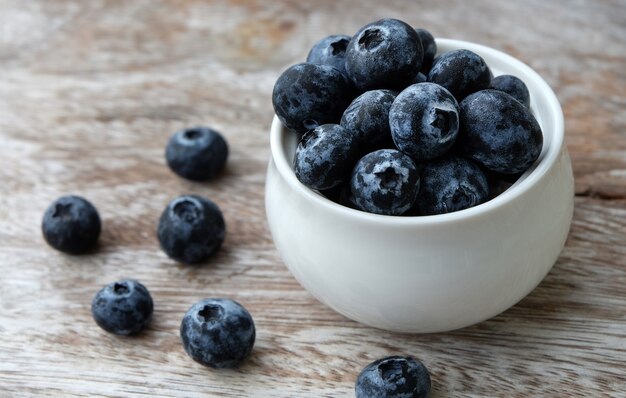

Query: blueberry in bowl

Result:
[266,34,574,333]
[272,63,353,134]
[293,124,359,190]
[389,82,460,162]
[306,34,351,77]
[349,149,420,216]
[345,18,423,91]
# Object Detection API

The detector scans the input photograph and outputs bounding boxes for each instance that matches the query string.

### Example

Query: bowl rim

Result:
[269,38,565,225]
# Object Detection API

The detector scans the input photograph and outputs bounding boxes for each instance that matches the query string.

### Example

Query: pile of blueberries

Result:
[42,127,255,369]
[273,18,543,217]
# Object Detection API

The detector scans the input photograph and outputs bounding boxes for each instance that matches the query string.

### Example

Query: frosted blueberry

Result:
[390,83,459,162]
[294,124,359,190]
[307,34,352,77]
[272,63,353,133]
[346,19,423,91]
[457,89,543,174]
[428,49,491,101]
[341,89,398,151]
[180,298,255,368]
[355,356,431,398]
[416,155,489,215]
[350,149,419,215]
[489,74,530,108]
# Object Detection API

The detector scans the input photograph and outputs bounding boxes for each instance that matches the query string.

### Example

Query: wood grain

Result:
[0,0,625,396]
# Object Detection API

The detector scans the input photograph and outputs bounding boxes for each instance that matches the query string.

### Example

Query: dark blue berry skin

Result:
[489,74,530,108]
[416,155,489,215]
[485,169,522,199]
[272,63,353,134]
[415,28,437,73]
[457,89,543,174]
[91,279,153,336]
[157,195,225,264]
[412,72,428,85]
[166,127,228,181]
[355,356,431,398]
[42,195,101,254]
[180,298,255,368]
[428,49,491,101]
[350,149,420,216]
[294,124,359,190]
[346,19,423,91]
[319,184,358,209]
[390,83,460,162]
[341,89,397,151]
[306,35,351,77]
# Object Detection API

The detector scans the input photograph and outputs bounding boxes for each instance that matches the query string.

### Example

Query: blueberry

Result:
[485,169,522,199]
[165,126,228,181]
[457,89,543,174]
[428,49,491,101]
[415,28,437,73]
[415,155,489,215]
[489,74,530,108]
[319,183,344,202]
[272,63,353,133]
[390,83,460,162]
[355,356,431,398]
[341,89,397,151]
[294,124,359,190]
[338,184,359,209]
[180,298,255,368]
[157,195,225,264]
[91,279,153,335]
[42,195,101,254]
[346,18,423,91]
[350,149,419,216]
[411,72,428,84]
[306,34,352,77]
[319,184,357,209]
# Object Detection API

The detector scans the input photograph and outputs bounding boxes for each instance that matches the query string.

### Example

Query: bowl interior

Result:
[271,38,564,224]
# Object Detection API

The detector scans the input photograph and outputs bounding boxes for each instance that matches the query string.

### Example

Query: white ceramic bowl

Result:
[265,39,574,333]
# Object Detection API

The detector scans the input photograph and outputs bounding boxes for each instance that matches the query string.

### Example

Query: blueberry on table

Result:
[428,49,491,101]
[91,279,153,336]
[355,356,431,398]
[341,89,397,151]
[390,82,460,162]
[157,195,225,264]
[457,89,543,174]
[180,298,255,368]
[415,28,437,73]
[350,149,420,216]
[294,124,359,190]
[306,34,352,77]
[346,18,423,91]
[489,74,531,108]
[41,195,101,254]
[272,63,353,133]
[165,126,228,181]
[415,155,489,215]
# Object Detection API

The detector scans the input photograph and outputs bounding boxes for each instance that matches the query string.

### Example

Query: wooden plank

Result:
[1,0,625,396]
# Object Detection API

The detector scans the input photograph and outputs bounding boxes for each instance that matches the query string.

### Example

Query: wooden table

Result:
[1,1,624,396]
